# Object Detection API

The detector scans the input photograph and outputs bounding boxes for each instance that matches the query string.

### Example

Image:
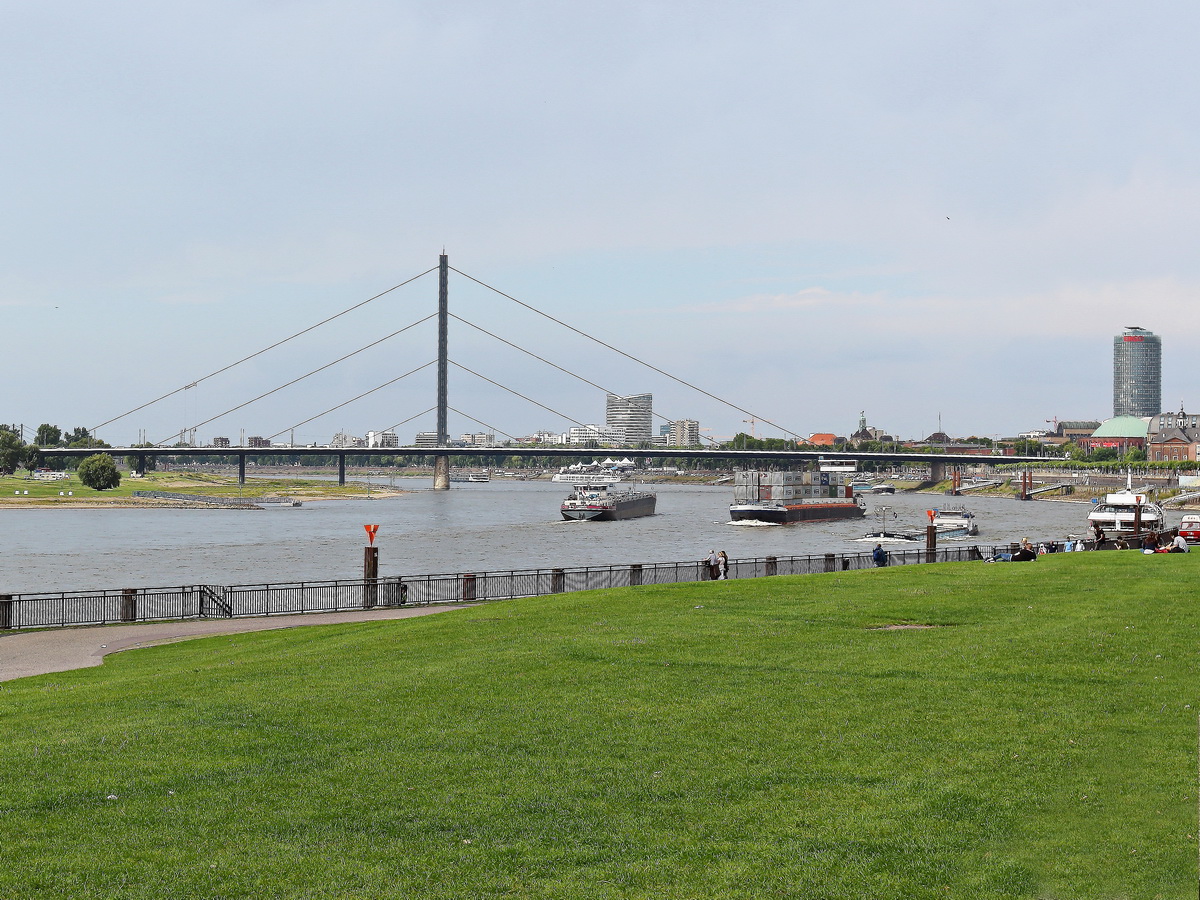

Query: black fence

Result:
[0,544,1013,631]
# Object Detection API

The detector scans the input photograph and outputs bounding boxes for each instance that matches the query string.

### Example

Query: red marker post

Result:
[363,525,380,607]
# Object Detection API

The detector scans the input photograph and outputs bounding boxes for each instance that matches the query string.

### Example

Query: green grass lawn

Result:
[2,552,1198,898]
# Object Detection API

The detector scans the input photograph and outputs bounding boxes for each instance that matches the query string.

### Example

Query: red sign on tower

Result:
[364,524,380,545]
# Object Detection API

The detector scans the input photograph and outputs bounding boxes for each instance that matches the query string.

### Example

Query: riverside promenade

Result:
[0,606,456,683]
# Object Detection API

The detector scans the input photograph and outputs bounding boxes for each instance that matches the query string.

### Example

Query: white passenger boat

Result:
[552,473,623,487]
[1086,474,1165,534]
[929,506,979,537]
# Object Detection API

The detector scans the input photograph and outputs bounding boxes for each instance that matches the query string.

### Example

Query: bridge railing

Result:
[0,545,1000,631]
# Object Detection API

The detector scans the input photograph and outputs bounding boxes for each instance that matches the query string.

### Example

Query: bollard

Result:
[765,556,777,577]
[0,595,11,630]
[824,553,836,573]
[462,573,477,602]
[629,563,643,587]
[842,558,851,571]
[363,546,379,608]
[120,588,137,623]
[925,525,937,564]
[551,568,565,593]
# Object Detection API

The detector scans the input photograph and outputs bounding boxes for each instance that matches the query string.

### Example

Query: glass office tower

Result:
[1113,326,1161,417]
[605,393,653,445]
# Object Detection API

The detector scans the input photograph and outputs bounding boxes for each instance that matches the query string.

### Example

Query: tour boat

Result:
[929,506,979,537]
[1086,474,1165,534]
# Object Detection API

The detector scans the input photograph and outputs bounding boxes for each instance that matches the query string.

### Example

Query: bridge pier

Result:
[338,454,346,487]
[238,454,246,484]
[433,455,450,491]
[134,453,146,476]
[929,460,948,483]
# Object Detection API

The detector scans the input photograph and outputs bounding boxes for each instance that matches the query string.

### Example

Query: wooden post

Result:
[0,595,12,630]
[120,589,137,622]
[461,573,477,602]
[629,564,643,586]
[550,568,565,593]
[765,556,777,577]
[824,553,836,573]
[362,546,379,607]
[925,525,938,564]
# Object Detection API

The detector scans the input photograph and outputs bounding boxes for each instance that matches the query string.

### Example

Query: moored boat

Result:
[1086,474,1165,534]
[929,506,979,537]
[561,485,656,521]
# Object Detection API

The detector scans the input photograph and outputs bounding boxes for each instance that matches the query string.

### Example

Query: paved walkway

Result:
[0,606,458,683]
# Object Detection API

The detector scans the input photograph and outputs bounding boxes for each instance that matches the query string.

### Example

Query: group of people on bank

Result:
[704,549,729,580]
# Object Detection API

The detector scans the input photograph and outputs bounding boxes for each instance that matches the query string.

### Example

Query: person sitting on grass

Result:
[872,544,887,567]
[1012,539,1037,562]
[1169,533,1190,553]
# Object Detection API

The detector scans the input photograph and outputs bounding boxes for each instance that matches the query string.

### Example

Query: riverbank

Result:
[0,471,403,508]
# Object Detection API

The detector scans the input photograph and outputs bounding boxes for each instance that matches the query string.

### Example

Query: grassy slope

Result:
[1,553,1197,898]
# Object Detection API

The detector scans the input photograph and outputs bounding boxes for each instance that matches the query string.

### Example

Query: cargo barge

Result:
[729,470,866,524]
[561,484,657,521]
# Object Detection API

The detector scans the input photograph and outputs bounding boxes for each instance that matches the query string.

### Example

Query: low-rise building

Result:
[1146,409,1200,462]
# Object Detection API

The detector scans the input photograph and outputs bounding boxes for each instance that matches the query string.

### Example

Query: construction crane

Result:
[742,418,756,438]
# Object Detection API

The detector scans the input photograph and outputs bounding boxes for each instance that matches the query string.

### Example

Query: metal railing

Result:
[0,545,999,631]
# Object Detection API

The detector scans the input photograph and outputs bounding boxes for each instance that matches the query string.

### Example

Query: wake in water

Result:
[725,519,780,527]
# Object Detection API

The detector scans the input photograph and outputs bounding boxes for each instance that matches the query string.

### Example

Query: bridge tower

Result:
[433,253,451,490]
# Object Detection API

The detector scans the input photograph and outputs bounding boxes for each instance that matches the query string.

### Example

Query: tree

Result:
[78,453,121,490]
[20,445,41,473]
[0,428,23,475]
[35,423,62,446]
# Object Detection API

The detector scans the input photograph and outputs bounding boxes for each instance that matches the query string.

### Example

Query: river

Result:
[0,479,1119,594]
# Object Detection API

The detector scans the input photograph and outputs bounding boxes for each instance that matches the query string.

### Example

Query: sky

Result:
[4,1,1199,447]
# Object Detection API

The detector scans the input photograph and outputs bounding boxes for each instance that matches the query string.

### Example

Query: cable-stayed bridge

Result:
[40,254,1043,484]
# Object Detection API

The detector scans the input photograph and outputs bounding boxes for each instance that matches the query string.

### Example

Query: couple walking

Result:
[706,549,729,580]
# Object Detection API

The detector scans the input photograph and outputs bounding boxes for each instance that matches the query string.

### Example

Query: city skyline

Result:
[4,5,1199,443]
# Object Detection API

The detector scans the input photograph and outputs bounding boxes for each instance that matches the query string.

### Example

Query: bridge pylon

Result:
[433,253,450,490]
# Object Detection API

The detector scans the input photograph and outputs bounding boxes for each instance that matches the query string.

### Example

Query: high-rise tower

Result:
[605,393,653,445]
[1113,326,1161,417]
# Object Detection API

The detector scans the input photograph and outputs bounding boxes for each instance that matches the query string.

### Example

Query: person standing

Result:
[706,549,720,580]
[872,544,887,567]
[717,551,729,579]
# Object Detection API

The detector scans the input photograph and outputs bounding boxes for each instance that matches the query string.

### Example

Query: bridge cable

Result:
[450,266,802,441]
[268,360,437,441]
[154,313,437,445]
[91,266,438,434]
[374,406,440,438]
[449,360,590,431]
[449,313,721,446]
[447,406,520,444]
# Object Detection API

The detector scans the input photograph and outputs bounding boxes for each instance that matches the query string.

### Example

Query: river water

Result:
[0,479,1124,594]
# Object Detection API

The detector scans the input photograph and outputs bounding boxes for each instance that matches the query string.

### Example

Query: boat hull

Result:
[729,501,865,524]
[561,493,656,522]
